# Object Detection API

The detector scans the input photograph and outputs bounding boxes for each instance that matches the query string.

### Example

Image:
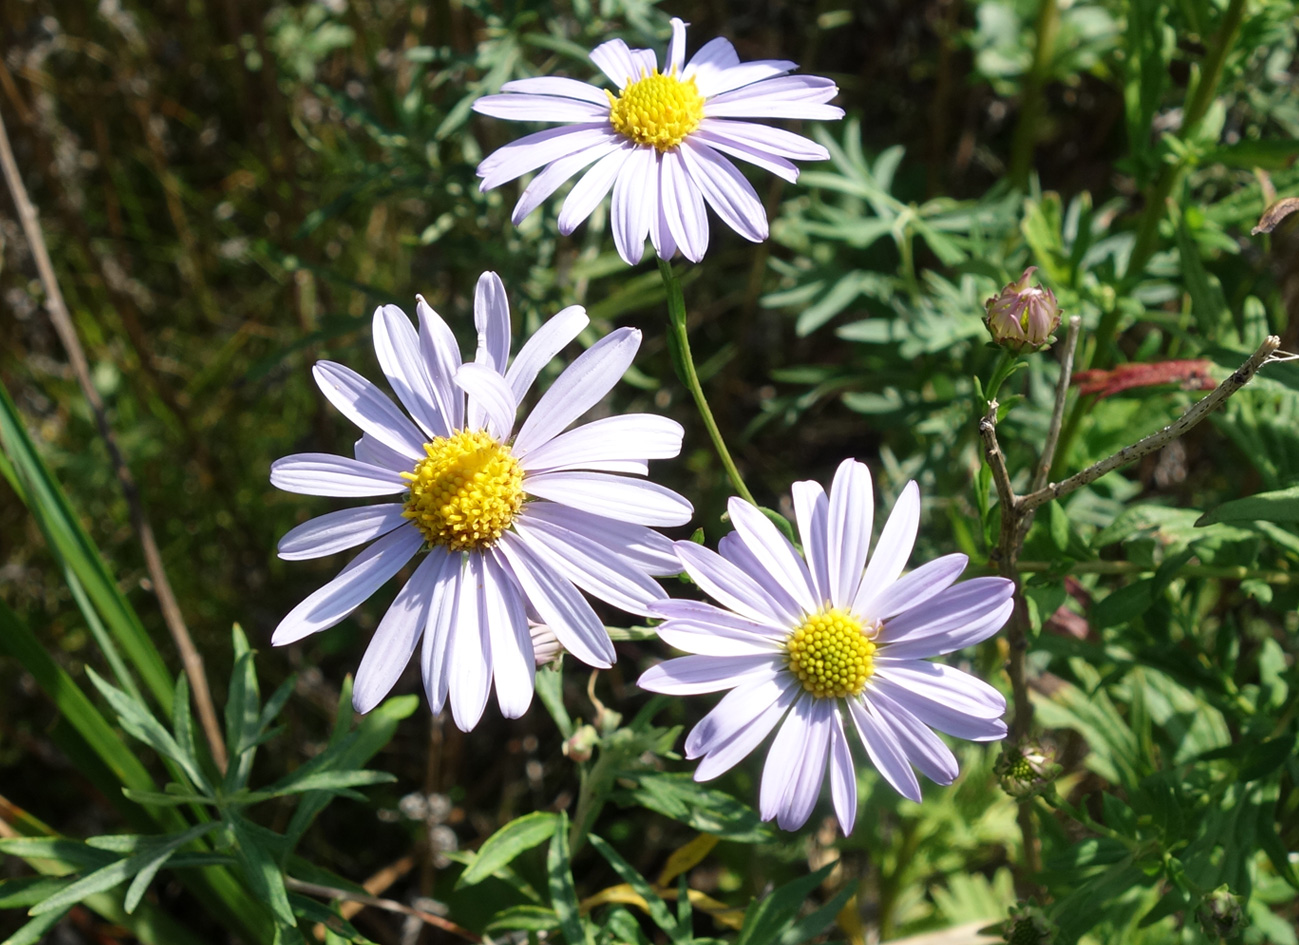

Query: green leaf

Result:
[484,905,561,934]
[0,382,173,711]
[777,884,854,945]
[588,834,679,939]
[229,815,296,927]
[735,863,837,945]
[547,813,590,945]
[0,837,117,870]
[256,769,396,801]
[30,823,217,917]
[614,772,774,843]
[0,876,73,909]
[3,906,71,945]
[457,812,558,889]
[1196,485,1299,526]
[86,667,209,792]
[123,823,220,913]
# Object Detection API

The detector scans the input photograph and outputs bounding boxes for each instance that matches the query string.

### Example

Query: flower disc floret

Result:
[402,429,524,552]
[785,608,877,699]
[606,70,705,151]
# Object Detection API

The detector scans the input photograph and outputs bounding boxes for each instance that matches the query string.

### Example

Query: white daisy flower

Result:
[638,460,1014,833]
[472,17,844,265]
[271,272,692,731]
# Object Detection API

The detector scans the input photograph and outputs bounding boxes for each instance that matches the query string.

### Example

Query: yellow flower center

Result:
[401,429,524,552]
[606,70,705,151]
[785,608,877,700]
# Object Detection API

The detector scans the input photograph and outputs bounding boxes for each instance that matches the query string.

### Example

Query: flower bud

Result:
[1196,885,1244,941]
[1001,903,1056,945]
[996,742,1061,799]
[985,267,1061,350]
[562,724,599,763]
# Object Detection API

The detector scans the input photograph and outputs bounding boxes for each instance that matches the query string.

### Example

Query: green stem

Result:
[1008,0,1061,189]
[984,350,1020,406]
[657,259,756,505]
[1127,0,1248,277]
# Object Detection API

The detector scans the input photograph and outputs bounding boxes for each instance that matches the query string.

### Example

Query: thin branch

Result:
[1019,335,1282,513]
[1032,315,1082,495]
[978,400,1018,539]
[283,877,486,943]
[0,108,228,772]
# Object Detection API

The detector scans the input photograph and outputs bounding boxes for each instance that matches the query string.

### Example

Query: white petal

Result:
[695,118,830,161]
[494,533,614,667]
[650,600,786,655]
[688,126,799,183]
[652,196,678,262]
[271,453,408,497]
[674,541,801,627]
[476,124,618,190]
[717,533,807,626]
[524,471,692,526]
[520,414,683,474]
[512,515,666,616]
[312,361,426,459]
[879,577,1013,647]
[847,698,921,802]
[353,551,450,713]
[704,75,844,120]
[678,140,767,242]
[559,145,635,235]
[827,710,858,835]
[482,553,534,718]
[693,60,797,98]
[854,481,919,613]
[826,459,873,609]
[871,661,1006,718]
[416,295,465,432]
[473,272,511,374]
[727,498,817,614]
[373,304,446,439]
[420,554,462,714]
[505,305,589,403]
[637,653,778,695]
[455,362,518,441]
[872,675,1009,742]
[660,148,709,263]
[511,141,620,225]
[499,76,609,105]
[687,675,799,781]
[760,696,831,830]
[665,18,687,75]
[355,434,411,472]
[611,146,657,265]
[520,502,681,576]
[446,554,491,731]
[513,328,641,455]
[879,598,1013,659]
[791,480,831,606]
[683,36,740,85]
[589,39,649,88]
[860,553,969,621]
[272,527,423,645]
[471,93,609,123]
[277,504,408,560]
[866,687,958,785]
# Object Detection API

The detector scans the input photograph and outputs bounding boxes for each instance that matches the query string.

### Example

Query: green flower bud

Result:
[985,267,1061,351]
[995,742,1062,799]
[1002,903,1056,945]
[563,724,599,763]
[1196,885,1244,941]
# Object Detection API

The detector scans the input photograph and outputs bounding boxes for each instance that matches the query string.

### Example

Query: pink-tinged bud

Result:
[985,267,1061,351]
[529,622,563,667]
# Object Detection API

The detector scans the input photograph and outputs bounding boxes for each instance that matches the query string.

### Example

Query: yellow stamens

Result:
[784,608,877,700]
[401,429,524,552]
[606,70,705,151]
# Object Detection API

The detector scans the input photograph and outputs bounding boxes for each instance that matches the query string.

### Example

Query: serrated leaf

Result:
[457,812,558,888]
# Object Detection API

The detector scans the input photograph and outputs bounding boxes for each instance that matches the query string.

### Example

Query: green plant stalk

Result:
[657,258,756,505]
[983,350,1020,406]
[1127,0,1249,277]
[1008,0,1062,189]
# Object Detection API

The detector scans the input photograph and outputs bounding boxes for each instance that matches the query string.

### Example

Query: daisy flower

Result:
[271,272,692,731]
[638,460,1013,833]
[472,17,844,265]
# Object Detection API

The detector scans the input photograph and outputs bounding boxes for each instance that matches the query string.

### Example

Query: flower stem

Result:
[983,349,1019,406]
[657,258,756,505]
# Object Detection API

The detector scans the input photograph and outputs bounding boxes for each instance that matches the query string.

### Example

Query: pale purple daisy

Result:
[272,272,692,731]
[638,460,1014,833]
[472,17,844,265]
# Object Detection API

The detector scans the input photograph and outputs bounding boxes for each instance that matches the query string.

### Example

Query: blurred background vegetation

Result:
[2,0,1298,942]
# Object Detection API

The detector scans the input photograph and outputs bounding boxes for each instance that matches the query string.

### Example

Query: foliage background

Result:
[1,0,1297,942]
